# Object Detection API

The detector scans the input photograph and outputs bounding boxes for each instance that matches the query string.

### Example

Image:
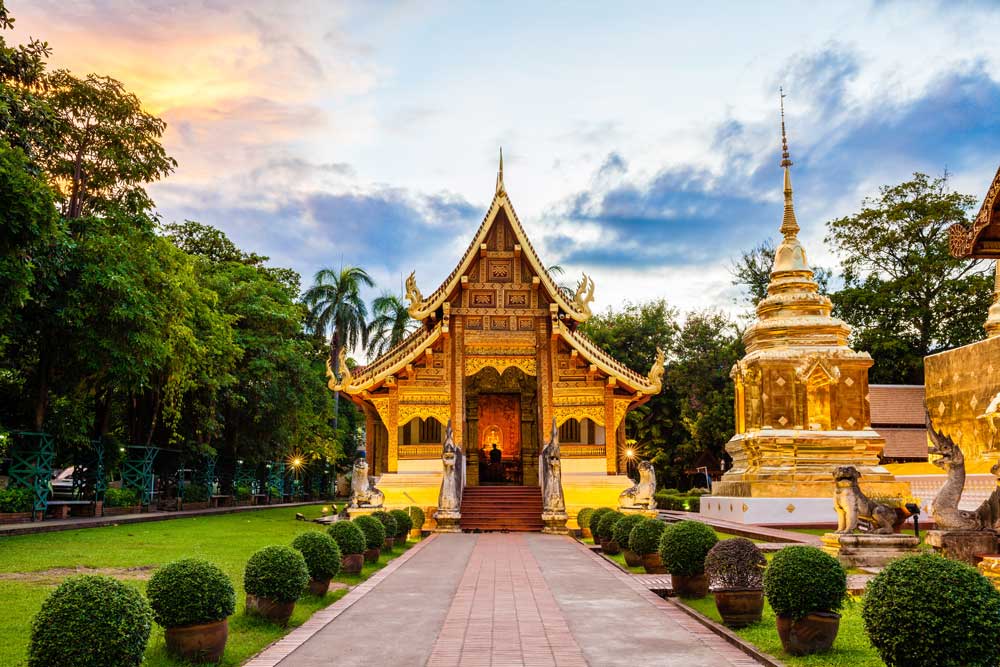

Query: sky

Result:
[12,1,1000,327]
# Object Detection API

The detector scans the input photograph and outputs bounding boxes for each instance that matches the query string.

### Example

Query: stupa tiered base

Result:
[821,532,919,567]
[701,496,837,525]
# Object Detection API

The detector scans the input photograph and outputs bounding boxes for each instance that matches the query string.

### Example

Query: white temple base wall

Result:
[700,496,836,525]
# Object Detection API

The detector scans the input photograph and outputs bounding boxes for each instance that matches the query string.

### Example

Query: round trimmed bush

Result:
[28,575,152,667]
[406,506,426,530]
[863,553,1000,667]
[764,545,846,620]
[658,520,718,576]
[328,520,366,555]
[576,507,594,531]
[612,513,645,548]
[389,509,413,538]
[292,532,342,581]
[589,507,614,536]
[705,538,766,590]
[243,545,309,604]
[629,518,666,555]
[146,558,235,628]
[353,515,386,550]
[596,510,625,541]
[371,511,398,541]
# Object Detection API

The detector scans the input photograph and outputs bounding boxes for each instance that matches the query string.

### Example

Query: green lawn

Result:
[0,505,418,666]
[682,595,883,667]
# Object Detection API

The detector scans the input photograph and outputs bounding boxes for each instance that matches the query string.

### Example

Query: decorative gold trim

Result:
[612,398,632,433]
[949,164,1000,258]
[555,320,662,393]
[397,404,451,425]
[464,356,537,377]
[554,405,605,426]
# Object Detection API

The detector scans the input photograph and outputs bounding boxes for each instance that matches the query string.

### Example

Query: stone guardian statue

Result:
[539,418,568,533]
[434,420,463,532]
[619,460,657,511]
[349,459,383,509]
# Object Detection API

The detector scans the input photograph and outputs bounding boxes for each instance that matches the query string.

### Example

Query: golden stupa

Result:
[714,97,908,501]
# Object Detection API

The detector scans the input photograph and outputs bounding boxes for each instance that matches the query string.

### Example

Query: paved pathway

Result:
[261,533,766,667]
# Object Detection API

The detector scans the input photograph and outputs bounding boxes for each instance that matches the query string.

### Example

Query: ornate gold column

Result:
[986,261,1000,338]
[387,382,399,473]
[604,389,617,474]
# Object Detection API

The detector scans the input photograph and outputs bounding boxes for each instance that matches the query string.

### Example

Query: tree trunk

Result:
[331,331,342,432]
[33,342,50,430]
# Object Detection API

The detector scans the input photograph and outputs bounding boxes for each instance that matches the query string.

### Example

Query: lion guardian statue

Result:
[833,466,895,534]
[619,460,657,511]
[349,459,384,509]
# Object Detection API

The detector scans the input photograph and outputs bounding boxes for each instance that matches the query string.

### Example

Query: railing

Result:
[398,445,443,460]
[560,445,607,459]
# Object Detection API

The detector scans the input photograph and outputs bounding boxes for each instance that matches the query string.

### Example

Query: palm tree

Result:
[547,264,575,301]
[367,292,417,358]
[304,266,374,428]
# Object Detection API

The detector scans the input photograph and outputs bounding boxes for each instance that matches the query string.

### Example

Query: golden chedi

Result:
[713,99,907,507]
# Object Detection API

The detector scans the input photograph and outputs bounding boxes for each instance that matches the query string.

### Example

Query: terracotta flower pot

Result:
[598,537,609,550]
[642,552,668,574]
[409,528,422,539]
[623,549,642,567]
[164,618,228,663]
[776,611,841,656]
[603,539,621,555]
[341,553,364,575]
[713,589,764,628]
[364,547,381,563]
[581,527,593,540]
[245,594,295,627]
[308,578,331,596]
[671,573,709,599]
[396,535,408,548]
[384,537,395,550]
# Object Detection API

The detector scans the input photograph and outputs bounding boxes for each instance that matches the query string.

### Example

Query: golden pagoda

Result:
[712,96,907,509]
[332,151,664,527]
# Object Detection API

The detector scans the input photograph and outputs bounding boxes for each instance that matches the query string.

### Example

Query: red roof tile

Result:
[869,384,925,427]
[880,428,928,460]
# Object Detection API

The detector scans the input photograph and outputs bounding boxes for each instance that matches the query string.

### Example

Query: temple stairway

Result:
[459,486,544,532]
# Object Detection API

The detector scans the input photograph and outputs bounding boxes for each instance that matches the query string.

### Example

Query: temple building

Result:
[704,102,908,524]
[332,153,664,528]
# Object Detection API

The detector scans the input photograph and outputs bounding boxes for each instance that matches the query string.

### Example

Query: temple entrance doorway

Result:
[477,394,522,484]
[465,366,538,487]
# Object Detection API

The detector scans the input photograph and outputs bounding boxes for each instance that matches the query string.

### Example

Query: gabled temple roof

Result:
[950,164,1000,259]
[554,321,664,394]
[334,322,443,393]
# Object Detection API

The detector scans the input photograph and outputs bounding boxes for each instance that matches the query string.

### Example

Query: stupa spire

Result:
[779,88,799,239]
[495,146,505,196]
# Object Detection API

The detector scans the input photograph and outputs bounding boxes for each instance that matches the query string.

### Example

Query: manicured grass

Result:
[0,504,418,666]
[682,595,883,667]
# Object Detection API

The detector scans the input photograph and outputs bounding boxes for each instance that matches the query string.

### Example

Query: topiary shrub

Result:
[243,545,309,604]
[406,506,426,530]
[628,518,666,555]
[597,510,626,541]
[353,515,386,551]
[146,558,235,628]
[292,532,342,581]
[104,487,140,508]
[705,538,766,590]
[181,484,209,503]
[235,485,252,501]
[863,553,1000,667]
[589,507,614,536]
[612,513,645,548]
[389,509,413,539]
[658,520,718,576]
[328,520,366,555]
[764,546,846,620]
[576,507,594,532]
[0,485,33,512]
[28,575,152,667]
[371,511,398,542]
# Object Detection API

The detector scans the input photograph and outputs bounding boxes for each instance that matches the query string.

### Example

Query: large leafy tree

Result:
[0,3,56,159]
[826,173,992,384]
[367,292,416,358]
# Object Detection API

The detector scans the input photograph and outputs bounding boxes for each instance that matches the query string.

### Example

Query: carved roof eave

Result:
[407,192,590,322]
[555,321,662,395]
[949,164,1000,259]
[335,323,443,394]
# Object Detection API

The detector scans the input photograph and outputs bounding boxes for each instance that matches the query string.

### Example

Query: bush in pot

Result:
[576,507,595,538]
[596,510,625,553]
[146,558,235,662]
[28,575,152,667]
[705,538,766,628]
[658,520,717,598]
[764,545,846,656]
[328,520,366,575]
[862,553,1000,667]
[613,514,645,567]
[371,511,398,549]
[243,545,309,626]
[182,484,209,503]
[104,487,140,508]
[292,532,342,596]
[629,518,667,573]
[588,507,613,542]
[389,509,413,545]
[406,505,426,537]
[0,485,34,513]
[353,515,386,562]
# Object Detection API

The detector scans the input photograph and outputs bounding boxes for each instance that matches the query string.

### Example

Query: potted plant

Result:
[146,558,235,662]
[596,510,625,553]
[328,521,367,575]
[353,515,386,563]
[629,518,667,573]
[243,545,309,626]
[764,545,846,656]
[588,507,613,544]
[406,506,426,538]
[389,509,413,547]
[28,575,153,667]
[576,507,595,539]
[371,511,398,550]
[613,514,646,567]
[659,520,718,598]
[0,485,35,523]
[705,538,766,627]
[103,487,142,516]
[292,532,342,596]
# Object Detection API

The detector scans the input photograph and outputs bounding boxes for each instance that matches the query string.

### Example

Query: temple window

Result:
[559,418,581,443]
[805,372,833,430]
[419,417,442,443]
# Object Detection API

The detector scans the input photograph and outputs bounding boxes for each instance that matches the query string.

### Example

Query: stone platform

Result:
[700,496,836,525]
[926,529,998,565]
[821,532,919,567]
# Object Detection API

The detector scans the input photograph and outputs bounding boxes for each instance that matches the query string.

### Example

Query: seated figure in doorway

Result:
[489,443,502,465]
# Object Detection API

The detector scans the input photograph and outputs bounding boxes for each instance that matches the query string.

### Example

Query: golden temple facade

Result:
[332,155,663,517]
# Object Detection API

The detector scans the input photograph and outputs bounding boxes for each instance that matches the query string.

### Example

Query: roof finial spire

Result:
[778,87,799,239]
[496,146,505,196]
